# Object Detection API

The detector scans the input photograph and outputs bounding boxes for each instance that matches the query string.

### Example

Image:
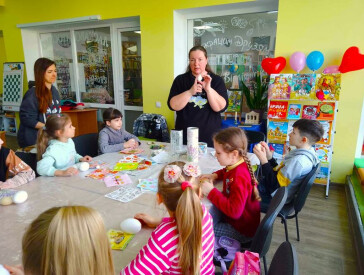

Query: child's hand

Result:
[124,139,138,149]
[80,155,92,162]
[200,180,214,197]
[253,144,268,165]
[283,144,291,156]
[260,142,273,160]
[134,213,162,228]
[199,173,217,182]
[56,167,78,177]
[4,264,24,275]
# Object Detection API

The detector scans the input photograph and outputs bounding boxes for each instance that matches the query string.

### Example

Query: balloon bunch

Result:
[261,46,364,75]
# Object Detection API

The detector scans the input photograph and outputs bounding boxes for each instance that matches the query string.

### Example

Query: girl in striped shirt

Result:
[121,161,215,275]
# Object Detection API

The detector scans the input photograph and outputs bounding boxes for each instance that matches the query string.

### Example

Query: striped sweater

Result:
[121,205,215,275]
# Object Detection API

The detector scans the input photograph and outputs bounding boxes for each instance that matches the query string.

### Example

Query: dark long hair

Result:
[34,58,56,113]
[186,45,213,73]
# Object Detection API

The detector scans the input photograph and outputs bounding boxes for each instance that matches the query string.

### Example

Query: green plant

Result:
[242,72,268,110]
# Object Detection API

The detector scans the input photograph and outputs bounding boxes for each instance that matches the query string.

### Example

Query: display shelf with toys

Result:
[266,73,341,197]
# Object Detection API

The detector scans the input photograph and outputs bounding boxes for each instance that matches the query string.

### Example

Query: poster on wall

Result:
[291,74,316,100]
[315,74,341,101]
[267,120,288,144]
[268,74,292,99]
[267,101,288,120]
[2,62,24,109]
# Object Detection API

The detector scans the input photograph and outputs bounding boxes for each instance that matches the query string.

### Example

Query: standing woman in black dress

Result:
[168,46,228,147]
[18,58,62,148]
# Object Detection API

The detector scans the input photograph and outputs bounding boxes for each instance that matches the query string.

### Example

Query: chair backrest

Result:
[15,152,38,177]
[267,241,299,275]
[72,133,99,157]
[250,187,287,257]
[245,130,266,152]
[133,113,170,142]
[293,163,320,213]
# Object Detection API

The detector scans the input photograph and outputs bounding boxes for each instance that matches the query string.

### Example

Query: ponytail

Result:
[158,161,203,275]
[242,154,261,202]
[175,186,203,275]
[36,114,71,160]
[37,128,51,160]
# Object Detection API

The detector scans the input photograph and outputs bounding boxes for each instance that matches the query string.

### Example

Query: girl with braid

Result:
[200,127,260,243]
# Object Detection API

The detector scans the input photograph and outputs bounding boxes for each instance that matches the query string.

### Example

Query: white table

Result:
[0,142,227,273]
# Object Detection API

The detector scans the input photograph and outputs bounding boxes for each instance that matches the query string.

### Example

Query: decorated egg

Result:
[0,196,13,206]
[13,190,28,204]
[78,162,90,172]
[120,218,142,234]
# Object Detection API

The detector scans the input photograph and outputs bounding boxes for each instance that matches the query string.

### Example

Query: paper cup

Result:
[198,142,208,154]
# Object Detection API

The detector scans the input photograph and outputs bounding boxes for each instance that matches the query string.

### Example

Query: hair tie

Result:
[164,165,182,183]
[43,126,47,131]
[181,181,192,191]
[183,163,201,178]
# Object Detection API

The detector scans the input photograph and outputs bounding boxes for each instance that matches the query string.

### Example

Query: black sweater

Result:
[17,86,61,148]
[167,72,228,147]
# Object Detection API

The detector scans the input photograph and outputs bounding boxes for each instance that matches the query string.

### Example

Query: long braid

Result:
[242,154,261,202]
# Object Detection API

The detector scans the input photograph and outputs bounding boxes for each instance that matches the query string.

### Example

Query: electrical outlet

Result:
[156,101,161,108]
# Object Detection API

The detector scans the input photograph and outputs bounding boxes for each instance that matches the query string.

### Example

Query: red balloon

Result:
[261,57,286,74]
[316,90,325,101]
[339,46,364,73]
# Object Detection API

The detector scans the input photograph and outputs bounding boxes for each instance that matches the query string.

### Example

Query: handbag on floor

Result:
[227,250,260,275]
[214,236,241,273]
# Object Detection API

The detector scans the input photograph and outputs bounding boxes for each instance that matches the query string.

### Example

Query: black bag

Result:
[144,116,162,141]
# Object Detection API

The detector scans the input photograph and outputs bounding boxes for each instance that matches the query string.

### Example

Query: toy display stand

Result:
[266,73,341,198]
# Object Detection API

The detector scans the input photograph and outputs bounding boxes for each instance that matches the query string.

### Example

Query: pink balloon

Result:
[323,65,340,74]
[289,52,306,73]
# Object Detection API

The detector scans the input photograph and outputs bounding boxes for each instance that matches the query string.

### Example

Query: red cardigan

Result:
[207,161,260,238]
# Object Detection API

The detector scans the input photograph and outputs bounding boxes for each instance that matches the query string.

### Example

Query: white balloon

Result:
[120,218,141,234]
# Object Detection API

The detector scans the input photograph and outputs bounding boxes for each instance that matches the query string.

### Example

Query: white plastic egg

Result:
[13,190,28,204]
[120,218,142,234]
[78,162,90,172]
[197,74,203,81]
[256,143,262,151]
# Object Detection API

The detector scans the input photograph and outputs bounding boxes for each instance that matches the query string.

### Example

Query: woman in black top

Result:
[168,46,228,147]
[18,58,61,148]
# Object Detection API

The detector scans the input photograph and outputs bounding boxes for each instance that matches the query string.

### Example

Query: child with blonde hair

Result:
[36,114,92,176]
[0,138,35,189]
[121,161,215,275]
[4,205,114,275]
[200,127,261,243]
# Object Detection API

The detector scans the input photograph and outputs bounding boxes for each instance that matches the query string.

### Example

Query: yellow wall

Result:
[0,33,6,96]
[0,0,363,183]
[276,0,364,182]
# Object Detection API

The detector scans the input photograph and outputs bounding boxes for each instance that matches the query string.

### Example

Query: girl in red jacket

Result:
[200,127,260,242]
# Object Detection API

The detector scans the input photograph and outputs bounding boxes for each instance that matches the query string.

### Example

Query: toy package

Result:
[107,229,134,250]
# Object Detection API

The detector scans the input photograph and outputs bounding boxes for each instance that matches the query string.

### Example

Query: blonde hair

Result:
[158,161,203,275]
[214,127,261,201]
[22,206,114,275]
[37,114,71,160]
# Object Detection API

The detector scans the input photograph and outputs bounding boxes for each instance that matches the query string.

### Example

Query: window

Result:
[40,31,75,101]
[188,12,278,90]
[75,27,114,104]
[40,27,114,105]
